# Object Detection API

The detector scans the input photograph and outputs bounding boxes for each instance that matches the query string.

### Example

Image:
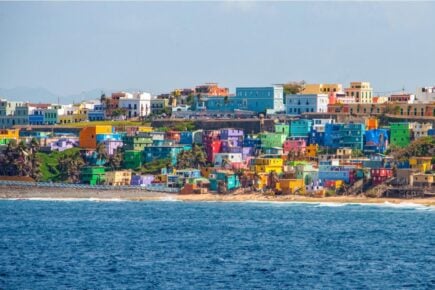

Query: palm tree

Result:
[95,143,108,165]
[108,147,123,171]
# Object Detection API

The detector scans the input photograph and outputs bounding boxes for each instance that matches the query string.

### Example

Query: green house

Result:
[123,136,153,151]
[259,132,286,148]
[209,171,241,192]
[274,123,290,136]
[80,166,106,185]
[123,150,143,169]
[390,122,410,148]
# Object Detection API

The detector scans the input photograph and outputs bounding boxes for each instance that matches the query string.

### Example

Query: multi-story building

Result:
[415,86,435,103]
[344,82,373,103]
[119,92,151,119]
[88,104,106,121]
[324,123,365,150]
[410,122,433,139]
[199,85,284,114]
[150,98,169,115]
[286,94,329,115]
[290,119,313,138]
[364,129,389,154]
[0,99,29,128]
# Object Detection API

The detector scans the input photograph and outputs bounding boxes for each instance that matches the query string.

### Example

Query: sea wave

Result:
[3,197,130,202]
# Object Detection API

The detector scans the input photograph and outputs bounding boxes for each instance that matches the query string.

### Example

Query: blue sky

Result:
[0,1,434,99]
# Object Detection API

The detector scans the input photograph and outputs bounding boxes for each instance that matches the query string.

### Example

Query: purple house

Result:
[50,138,79,152]
[131,175,154,186]
[103,140,123,156]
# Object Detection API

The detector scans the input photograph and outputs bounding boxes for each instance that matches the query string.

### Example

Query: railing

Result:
[0,180,179,193]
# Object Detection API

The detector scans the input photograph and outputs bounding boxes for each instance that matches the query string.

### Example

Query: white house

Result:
[119,92,151,118]
[415,87,435,103]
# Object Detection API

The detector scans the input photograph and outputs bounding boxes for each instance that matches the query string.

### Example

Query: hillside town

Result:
[1,81,435,199]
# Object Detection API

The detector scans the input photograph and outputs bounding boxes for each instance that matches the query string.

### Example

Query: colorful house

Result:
[80,166,106,185]
[283,139,306,155]
[318,165,356,184]
[324,123,365,150]
[250,157,283,174]
[389,122,410,148]
[306,144,318,158]
[364,129,389,154]
[123,135,152,151]
[278,179,305,195]
[370,168,393,185]
[105,170,132,186]
[286,94,329,115]
[259,132,286,148]
[79,125,113,149]
[290,119,313,138]
[209,170,241,192]
[130,175,154,186]
[409,157,432,173]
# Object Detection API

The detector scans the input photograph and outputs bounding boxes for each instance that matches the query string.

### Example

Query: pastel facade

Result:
[105,170,132,186]
[286,94,328,115]
[302,83,343,95]
[344,82,373,103]
[409,157,432,173]
[250,157,283,174]
[410,122,432,139]
[415,86,435,103]
[259,132,286,148]
[283,139,306,155]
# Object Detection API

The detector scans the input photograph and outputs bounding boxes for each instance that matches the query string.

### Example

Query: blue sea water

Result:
[0,201,434,289]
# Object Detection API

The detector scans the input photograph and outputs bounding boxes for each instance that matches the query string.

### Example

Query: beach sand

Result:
[1,185,434,206]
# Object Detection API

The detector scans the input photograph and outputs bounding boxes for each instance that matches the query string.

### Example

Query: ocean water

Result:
[0,201,434,289]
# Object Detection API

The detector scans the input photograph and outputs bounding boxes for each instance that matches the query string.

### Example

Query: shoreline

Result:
[1,185,435,206]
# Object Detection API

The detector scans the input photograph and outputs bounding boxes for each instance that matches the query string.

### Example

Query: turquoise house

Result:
[209,171,241,192]
[143,144,191,166]
[290,119,313,138]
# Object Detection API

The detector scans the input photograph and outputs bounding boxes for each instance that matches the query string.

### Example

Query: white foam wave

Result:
[2,197,130,202]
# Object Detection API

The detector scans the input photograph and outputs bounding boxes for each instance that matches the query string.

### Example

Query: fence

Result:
[0,180,179,193]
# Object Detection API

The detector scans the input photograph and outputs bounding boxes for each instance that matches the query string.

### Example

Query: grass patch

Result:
[37,147,81,182]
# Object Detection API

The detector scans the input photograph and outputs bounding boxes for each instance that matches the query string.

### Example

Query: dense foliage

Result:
[0,139,41,180]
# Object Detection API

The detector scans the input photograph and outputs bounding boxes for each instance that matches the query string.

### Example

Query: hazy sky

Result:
[1,1,434,97]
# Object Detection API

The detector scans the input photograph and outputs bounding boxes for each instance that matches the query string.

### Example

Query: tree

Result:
[107,147,123,171]
[0,139,41,180]
[95,143,108,165]
[57,151,85,183]
[176,145,207,169]
[283,81,306,95]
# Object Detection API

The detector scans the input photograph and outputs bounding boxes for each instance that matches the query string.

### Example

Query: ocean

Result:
[0,200,434,289]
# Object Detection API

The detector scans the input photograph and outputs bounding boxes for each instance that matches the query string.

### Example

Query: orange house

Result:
[79,125,112,149]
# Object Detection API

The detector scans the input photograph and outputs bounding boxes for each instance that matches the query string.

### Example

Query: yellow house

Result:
[0,129,19,140]
[409,157,432,173]
[105,170,132,186]
[278,179,305,195]
[250,158,283,174]
[58,104,88,124]
[306,144,318,158]
[302,83,343,95]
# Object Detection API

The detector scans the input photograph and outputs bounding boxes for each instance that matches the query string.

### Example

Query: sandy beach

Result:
[1,185,435,206]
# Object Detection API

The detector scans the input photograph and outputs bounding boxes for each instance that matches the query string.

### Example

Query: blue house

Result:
[88,104,106,121]
[286,94,329,115]
[28,109,45,125]
[197,85,284,114]
[364,129,389,154]
[324,123,365,150]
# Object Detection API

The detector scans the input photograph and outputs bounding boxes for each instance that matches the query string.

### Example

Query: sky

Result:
[0,1,434,100]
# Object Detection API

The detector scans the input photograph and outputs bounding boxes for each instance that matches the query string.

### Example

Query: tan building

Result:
[410,122,433,139]
[105,170,132,186]
[410,173,434,187]
[303,83,343,95]
[344,82,373,103]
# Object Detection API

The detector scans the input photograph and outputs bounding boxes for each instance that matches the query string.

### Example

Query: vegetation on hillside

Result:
[36,147,82,182]
[388,136,435,162]
[0,139,41,180]
[176,145,207,169]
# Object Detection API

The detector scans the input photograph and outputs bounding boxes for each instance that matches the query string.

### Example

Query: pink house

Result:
[283,139,306,155]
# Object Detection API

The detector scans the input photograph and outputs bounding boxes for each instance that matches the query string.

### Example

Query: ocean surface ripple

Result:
[0,201,434,289]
